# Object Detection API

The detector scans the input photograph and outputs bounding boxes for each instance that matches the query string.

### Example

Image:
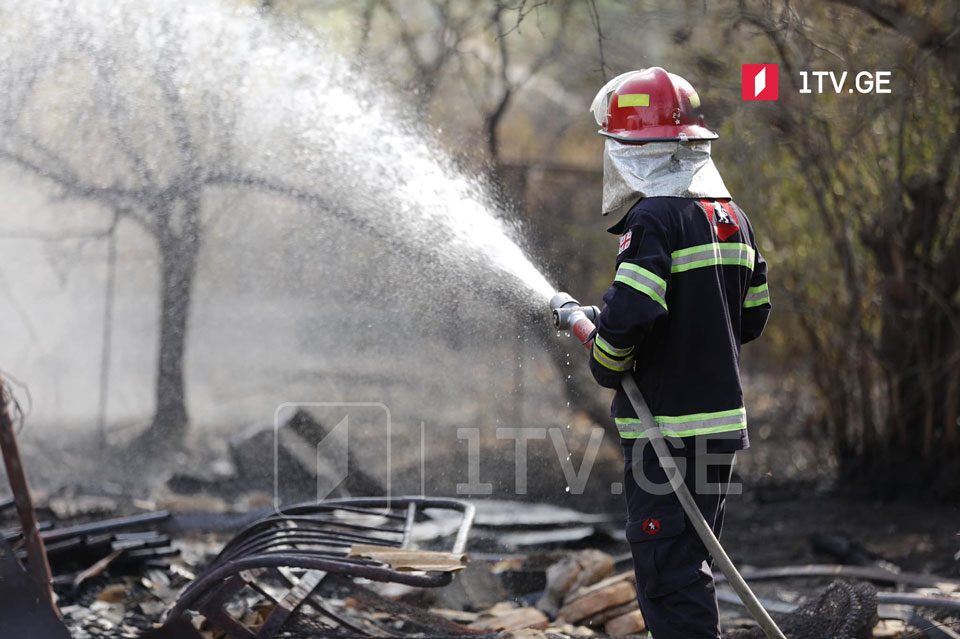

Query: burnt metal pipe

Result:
[549,292,786,639]
[717,563,960,591]
[0,379,56,614]
[165,496,476,625]
[40,511,171,543]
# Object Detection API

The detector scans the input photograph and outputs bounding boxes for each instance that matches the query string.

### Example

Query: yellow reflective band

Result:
[618,93,650,108]
[744,282,770,308]
[689,93,701,108]
[655,407,745,424]
[614,417,644,438]
[595,334,634,358]
[744,295,770,308]
[615,408,747,439]
[593,343,633,372]
[671,243,755,273]
[614,263,668,310]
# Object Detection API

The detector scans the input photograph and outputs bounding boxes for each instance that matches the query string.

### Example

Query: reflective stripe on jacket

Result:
[589,196,771,452]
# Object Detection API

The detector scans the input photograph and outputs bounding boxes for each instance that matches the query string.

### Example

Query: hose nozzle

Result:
[549,291,599,330]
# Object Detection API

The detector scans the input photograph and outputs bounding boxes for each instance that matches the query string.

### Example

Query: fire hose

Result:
[549,292,787,639]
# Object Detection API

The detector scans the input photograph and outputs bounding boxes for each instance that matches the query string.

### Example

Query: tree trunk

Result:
[136,198,200,451]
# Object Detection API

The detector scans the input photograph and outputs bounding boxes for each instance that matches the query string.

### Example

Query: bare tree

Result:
[734,0,960,494]
[373,0,469,111]
[327,0,572,167]
[0,9,338,451]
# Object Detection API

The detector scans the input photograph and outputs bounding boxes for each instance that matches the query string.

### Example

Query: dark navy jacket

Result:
[589,196,771,452]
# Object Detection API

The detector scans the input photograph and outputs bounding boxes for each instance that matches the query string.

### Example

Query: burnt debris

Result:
[158,497,475,638]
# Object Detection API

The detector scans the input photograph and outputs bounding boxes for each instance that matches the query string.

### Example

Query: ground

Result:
[5,379,958,637]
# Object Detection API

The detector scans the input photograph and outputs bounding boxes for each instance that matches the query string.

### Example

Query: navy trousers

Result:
[622,439,735,639]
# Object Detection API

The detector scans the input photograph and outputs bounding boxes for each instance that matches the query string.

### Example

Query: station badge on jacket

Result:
[701,198,741,241]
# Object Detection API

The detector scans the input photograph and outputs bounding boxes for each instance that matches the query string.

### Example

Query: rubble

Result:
[4,497,957,639]
[158,496,476,638]
[1,472,957,639]
[455,500,618,551]
[0,407,956,639]
[35,512,177,585]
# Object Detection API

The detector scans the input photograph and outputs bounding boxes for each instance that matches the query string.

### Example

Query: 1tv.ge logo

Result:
[742,63,779,100]
[742,63,892,99]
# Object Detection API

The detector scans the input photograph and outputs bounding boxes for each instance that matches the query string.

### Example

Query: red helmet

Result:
[590,67,717,143]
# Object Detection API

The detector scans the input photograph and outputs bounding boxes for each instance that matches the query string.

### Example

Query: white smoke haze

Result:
[0,0,573,478]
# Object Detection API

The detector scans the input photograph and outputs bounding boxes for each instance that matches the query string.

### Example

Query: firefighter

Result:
[586,67,771,638]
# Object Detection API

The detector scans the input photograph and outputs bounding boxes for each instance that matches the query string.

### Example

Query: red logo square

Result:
[742,64,778,100]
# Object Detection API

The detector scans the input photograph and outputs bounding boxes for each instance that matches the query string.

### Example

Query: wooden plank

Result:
[582,600,639,627]
[470,607,549,631]
[563,570,635,605]
[347,545,466,572]
[558,581,637,623]
[605,609,647,635]
[538,550,615,617]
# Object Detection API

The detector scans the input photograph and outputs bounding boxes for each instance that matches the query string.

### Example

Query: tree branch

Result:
[90,46,156,186]
[586,0,608,81]
[0,148,142,207]
[155,25,199,182]
[831,0,960,86]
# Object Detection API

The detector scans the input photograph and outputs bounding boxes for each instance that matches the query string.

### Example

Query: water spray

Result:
[549,291,787,639]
